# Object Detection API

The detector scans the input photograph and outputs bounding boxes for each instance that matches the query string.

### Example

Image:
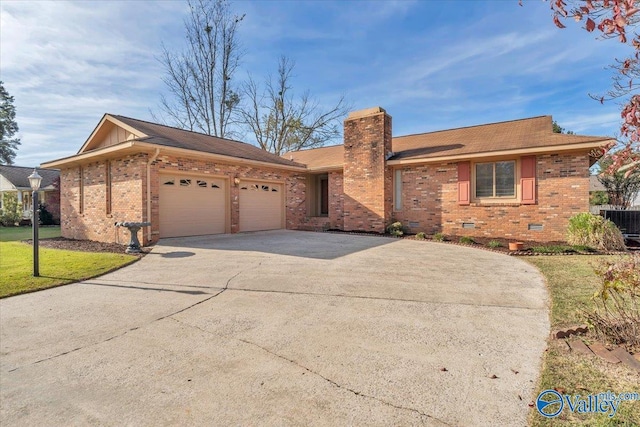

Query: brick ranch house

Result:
[41,107,612,245]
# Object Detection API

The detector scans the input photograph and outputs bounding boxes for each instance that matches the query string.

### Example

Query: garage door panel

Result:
[239,182,283,232]
[159,175,226,238]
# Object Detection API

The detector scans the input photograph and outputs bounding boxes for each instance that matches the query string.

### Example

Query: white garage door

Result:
[239,181,284,232]
[159,175,227,238]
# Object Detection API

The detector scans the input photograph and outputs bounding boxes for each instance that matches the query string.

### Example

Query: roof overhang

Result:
[305,165,343,173]
[9,185,57,191]
[42,140,308,172]
[386,139,613,166]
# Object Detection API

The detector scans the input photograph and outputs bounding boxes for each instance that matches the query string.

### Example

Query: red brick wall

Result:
[329,171,344,229]
[60,154,146,243]
[151,155,307,241]
[60,153,308,244]
[392,152,591,241]
[343,108,393,232]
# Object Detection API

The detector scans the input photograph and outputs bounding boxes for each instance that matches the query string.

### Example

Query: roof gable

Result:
[78,114,146,153]
[66,114,303,168]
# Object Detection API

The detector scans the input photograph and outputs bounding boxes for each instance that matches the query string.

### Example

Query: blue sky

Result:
[0,0,630,167]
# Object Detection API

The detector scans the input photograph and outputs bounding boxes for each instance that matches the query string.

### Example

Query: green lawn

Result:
[527,256,640,426]
[0,225,61,241]
[0,226,137,298]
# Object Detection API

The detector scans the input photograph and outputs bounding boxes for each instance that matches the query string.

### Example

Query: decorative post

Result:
[28,169,43,277]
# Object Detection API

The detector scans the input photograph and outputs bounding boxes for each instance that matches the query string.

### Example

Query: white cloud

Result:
[1,0,185,166]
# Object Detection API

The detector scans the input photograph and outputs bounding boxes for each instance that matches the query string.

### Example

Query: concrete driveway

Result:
[1,230,549,426]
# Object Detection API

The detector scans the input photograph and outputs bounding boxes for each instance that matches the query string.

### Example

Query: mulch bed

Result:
[22,237,150,256]
[323,229,636,256]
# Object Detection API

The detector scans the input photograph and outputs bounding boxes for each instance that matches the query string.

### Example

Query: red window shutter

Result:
[521,156,536,205]
[457,162,470,205]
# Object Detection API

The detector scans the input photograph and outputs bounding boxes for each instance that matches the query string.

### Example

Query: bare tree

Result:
[157,0,244,138]
[238,56,350,155]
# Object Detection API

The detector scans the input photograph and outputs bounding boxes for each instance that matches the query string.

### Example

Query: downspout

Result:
[146,148,160,243]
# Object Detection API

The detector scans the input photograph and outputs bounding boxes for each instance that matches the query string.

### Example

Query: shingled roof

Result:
[391,116,609,161]
[108,115,304,168]
[285,115,612,169]
[0,165,60,189]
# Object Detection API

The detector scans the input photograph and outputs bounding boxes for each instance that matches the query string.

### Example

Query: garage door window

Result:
[241,184,279,192]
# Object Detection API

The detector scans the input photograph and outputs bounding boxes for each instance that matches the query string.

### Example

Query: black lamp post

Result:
[28,169,42,277]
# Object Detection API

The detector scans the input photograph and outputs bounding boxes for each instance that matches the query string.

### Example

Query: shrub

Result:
[487,240,502,248]
[38,203,55,226]
[387,221,404,237]
[585,254,640,352]
[0,193,21,226]
[459,236,475,244]
[566,212,626,251]
[415,232,426,240]
[433,232,447,242]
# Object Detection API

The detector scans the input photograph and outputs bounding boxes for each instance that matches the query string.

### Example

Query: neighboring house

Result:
[0,165,60,223]
[41,107,612,244]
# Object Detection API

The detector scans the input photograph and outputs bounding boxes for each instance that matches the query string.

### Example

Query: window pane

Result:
[475,163,494,197]
[394,169,402,210]
[495,161,515,197]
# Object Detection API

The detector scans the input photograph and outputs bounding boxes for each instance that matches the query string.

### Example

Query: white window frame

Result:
[472,159,519,203]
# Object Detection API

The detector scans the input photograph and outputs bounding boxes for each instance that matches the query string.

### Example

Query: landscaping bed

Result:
[324,229,635,255]
[22,237,150,255]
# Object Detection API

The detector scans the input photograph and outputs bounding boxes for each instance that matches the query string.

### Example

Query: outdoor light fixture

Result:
[28,168,42,277]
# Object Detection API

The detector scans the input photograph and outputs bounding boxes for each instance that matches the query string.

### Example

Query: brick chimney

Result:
[342,107,393,233]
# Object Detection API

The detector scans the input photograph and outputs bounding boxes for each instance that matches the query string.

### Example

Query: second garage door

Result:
[239,181,284,232]
[159,175,227,238]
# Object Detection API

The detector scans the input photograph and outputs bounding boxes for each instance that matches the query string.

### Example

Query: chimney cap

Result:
[347,107,387,120]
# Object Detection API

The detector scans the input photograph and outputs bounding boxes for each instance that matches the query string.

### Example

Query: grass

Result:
[526,256,640,426]
[0,226,137,298]
[0,225,61,241]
